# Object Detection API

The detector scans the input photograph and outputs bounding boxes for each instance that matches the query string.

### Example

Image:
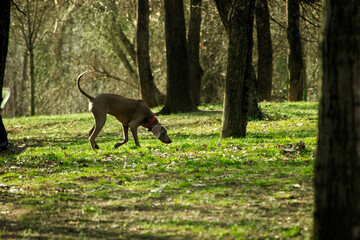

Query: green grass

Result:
[0,102,317,239]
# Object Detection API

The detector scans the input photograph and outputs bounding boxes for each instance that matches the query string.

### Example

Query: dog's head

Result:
[151,123,172,144]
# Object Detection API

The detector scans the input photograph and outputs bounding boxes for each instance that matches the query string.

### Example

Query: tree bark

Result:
[159,0,197,114]
[215,0,255,138]
[255,0,273,102]
[0,0,11,104]
[287,0,304,101]
[188,0,204,106]
[314,1,360,239]
[137,0,164,108]
[0,0,10,145]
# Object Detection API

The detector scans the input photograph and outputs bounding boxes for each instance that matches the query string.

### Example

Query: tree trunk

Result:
[29,47,35,116]
[0,0,10,145]
[314,1,360,239]
[215,0,255,138]
[0,0,11,104]
[255,0,272,102]
[17,50,28,116]
[287,0,304,101]
[137,0,164,108]
[188,0,204,106]
[159,0,197,114]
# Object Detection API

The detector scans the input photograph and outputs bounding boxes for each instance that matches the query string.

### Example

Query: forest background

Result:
[3,0,320,118]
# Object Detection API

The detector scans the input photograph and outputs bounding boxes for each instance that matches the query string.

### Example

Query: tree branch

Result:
[91,67,138,89]
[11,0,26,16]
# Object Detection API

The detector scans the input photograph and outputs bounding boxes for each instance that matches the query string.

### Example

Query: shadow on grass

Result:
[0,170,311,239]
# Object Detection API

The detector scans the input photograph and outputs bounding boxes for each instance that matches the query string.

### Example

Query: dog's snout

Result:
[159,134,172,144]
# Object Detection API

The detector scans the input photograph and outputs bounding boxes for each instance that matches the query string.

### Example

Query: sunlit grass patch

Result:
[0,102,317,239]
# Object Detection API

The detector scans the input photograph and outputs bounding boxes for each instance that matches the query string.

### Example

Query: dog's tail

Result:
[77,71,94,101]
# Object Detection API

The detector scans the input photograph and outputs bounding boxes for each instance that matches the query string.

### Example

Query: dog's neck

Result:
[148,115,157,131]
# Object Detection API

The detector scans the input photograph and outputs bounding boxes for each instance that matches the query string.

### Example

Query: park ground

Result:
[0,102,317,239]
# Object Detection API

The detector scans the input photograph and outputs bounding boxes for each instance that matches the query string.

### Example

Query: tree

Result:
[0,1,11,100]
[255,0,273,101]
[215,0,256,138]
[313,1,360,239]
[137,0,164,108]
[14,0,49,116]
[159,0,197,114]
[287,0,305,101]
[106,0,139,85]
[188,0,204,106]
[0,0,10,148]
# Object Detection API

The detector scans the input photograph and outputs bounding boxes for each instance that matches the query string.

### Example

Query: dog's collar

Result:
[148,115,156,131]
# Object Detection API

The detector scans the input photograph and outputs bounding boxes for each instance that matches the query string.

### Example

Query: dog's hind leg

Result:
[89,125,95,137]
[89,110,107,151]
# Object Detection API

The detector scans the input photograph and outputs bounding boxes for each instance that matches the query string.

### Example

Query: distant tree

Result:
[159,0,197,114]
[106,0,139,85]
[287,0,305,101]
[14,0,48,116]
[215,0,256,138]
[255,0,273,101]
[188,0,204,106]
[314,1,360,239]
[137,0,164,107]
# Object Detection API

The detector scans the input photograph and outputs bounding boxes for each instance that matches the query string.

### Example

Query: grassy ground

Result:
[0,102,317,239]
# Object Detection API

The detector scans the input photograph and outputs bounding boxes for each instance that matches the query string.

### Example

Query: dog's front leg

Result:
[114,124,129,148]
[130,125,140,147]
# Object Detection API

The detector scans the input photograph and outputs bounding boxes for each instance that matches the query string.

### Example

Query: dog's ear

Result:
[151,124,162,138]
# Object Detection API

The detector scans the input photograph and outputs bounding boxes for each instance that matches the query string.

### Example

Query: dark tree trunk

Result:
[0,0,10,145]
[314,1,360,239]
[159,0,197,114]
[0,0,10,103]
[188,0,204,106]
[137,0,164,108]
[287,0,304,101]
[255,0,272,102]
[215,0,255,138]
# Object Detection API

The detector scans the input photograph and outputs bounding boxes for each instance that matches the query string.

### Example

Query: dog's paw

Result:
[114,143,122,148]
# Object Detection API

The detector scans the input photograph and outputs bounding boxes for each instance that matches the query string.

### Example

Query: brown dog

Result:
[77,71,172,151]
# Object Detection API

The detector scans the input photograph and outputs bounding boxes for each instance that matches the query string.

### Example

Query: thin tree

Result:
[314,1,360,239]
[214,0,256,138]
[107,1,139,85]
[256,0,273,101]
[137,0,164,108]
[159,0,197,114]
[14,0,48,116]
[188,0,204,106]
[287,0,305,101]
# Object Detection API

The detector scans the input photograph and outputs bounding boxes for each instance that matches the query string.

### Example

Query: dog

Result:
[77,71,172,151]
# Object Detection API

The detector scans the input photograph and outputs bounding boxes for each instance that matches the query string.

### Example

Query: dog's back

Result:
[91,94,152,125]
